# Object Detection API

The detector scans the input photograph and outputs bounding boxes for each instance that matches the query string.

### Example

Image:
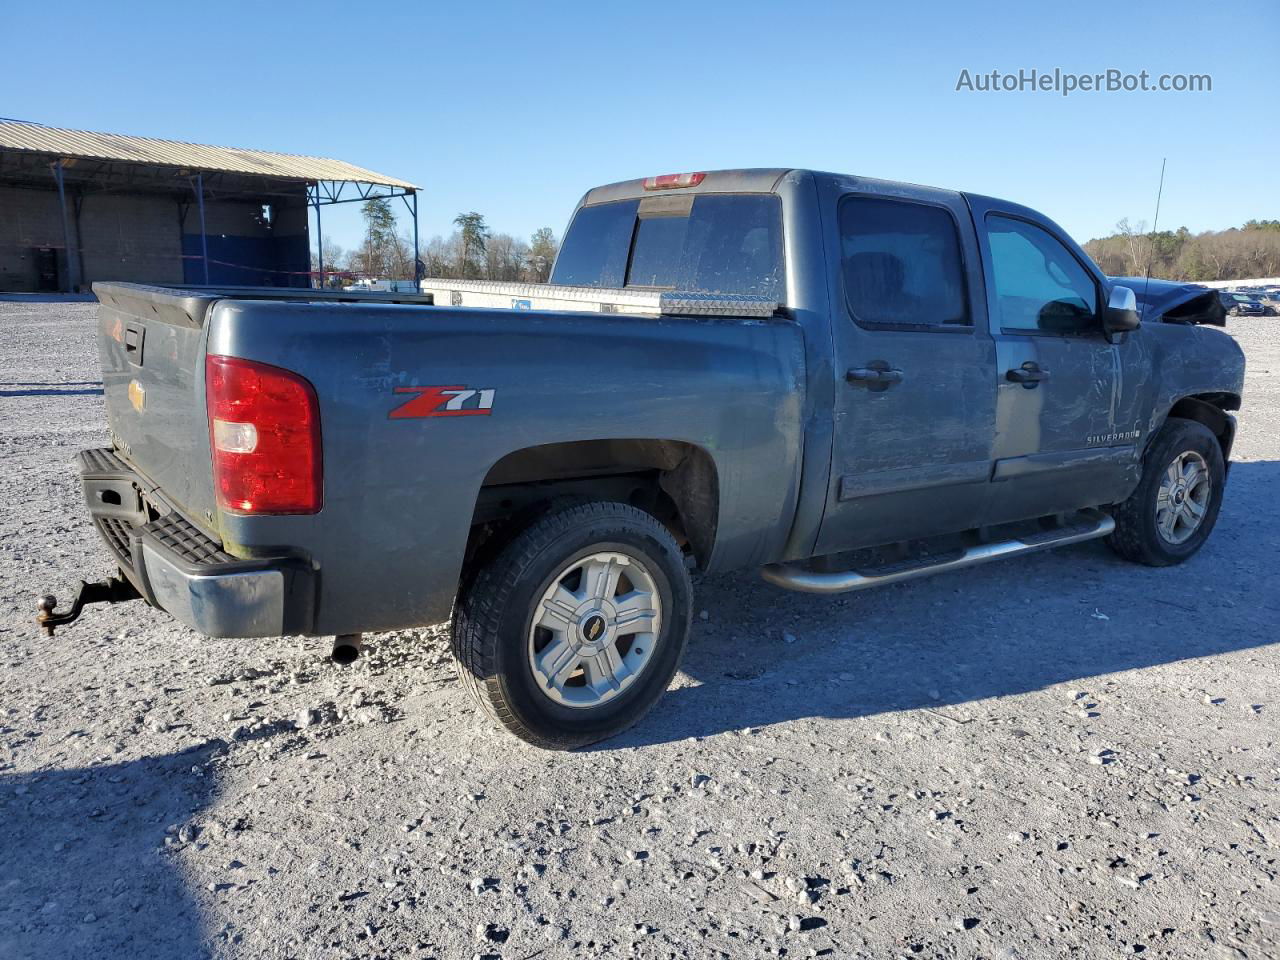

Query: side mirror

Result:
[1104,285,1141,337]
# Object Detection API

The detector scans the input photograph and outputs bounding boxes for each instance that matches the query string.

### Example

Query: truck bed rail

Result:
[93,280,780,323]
[418,278,780,318]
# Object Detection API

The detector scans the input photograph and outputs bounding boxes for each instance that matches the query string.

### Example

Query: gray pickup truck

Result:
[45,168,1245,749]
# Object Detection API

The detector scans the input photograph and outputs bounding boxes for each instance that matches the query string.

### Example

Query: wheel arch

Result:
[1158,394,1239,464]
[467,438,721,570]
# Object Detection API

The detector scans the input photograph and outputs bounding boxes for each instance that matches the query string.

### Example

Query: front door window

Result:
[986,215,1099,335]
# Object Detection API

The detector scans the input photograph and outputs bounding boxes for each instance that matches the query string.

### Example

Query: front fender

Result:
[1142,325,1244,441]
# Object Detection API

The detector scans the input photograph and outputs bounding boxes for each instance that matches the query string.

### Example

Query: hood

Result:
[1109,276,1227,326]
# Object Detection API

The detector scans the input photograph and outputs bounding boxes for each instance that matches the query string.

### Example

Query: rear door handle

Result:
[1005,363,1048,387]
[847,366,903,388]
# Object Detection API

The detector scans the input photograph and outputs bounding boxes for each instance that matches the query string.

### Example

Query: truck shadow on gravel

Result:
[599,460,1280,750]
[0,734,270,960]
[0,386,105,397]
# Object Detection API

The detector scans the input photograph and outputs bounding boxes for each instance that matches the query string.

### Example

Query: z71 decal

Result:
[389,385,496,419]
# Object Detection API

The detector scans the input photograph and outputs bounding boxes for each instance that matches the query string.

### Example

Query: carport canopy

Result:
[0,119,420,290]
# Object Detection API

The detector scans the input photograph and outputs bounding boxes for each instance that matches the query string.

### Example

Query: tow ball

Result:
[37,577,141,636]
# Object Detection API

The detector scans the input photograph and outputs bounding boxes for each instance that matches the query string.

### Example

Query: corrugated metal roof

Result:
[0,121,417,189]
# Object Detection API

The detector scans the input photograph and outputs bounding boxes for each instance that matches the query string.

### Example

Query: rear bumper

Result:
[79,448,313,637]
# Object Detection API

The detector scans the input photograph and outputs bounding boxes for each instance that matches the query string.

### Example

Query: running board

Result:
[761,510,1115,595]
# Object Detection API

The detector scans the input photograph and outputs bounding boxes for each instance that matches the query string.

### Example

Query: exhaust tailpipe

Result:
[331,633,363,665]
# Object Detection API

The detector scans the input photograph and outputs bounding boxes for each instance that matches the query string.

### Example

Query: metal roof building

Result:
[0,120,419,292]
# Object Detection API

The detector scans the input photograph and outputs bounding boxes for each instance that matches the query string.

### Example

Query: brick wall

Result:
[0,185,65,291]
[0,184,310,292]
[79,192,185,286]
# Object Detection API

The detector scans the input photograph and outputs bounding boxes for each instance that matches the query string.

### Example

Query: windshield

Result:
[551,195,784,300]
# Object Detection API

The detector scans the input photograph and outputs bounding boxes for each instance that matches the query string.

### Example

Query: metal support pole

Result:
[193,174,210,285]
[51,160,81,292]
[412,190,421,283]
[314,187,324,288]
[73,194,87,290]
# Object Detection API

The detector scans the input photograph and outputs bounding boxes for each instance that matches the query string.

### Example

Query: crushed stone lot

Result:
[1,298,1277,960]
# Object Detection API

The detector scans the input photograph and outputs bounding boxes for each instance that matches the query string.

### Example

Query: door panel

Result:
[972,203,1146,523]
[814,179,997,555]
[820,330,996,551]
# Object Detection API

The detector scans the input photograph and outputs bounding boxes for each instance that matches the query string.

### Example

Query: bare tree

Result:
[311,239,346,287]
[422,235,452,278]
[1116,218,1152,276]
[484,233,529,281]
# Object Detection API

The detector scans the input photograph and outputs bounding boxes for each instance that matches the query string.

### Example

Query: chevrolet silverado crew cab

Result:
[44,169,1245,749]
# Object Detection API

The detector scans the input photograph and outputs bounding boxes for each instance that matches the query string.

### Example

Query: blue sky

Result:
[7,0,1277,253]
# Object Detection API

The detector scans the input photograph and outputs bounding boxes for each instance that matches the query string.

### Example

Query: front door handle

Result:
[1006,362,1049,388]
[847,366,903,389]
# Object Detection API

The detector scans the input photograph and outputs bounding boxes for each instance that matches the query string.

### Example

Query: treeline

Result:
[421,214,559,283]
[311,199,560,284]
[1084,219,1280,282]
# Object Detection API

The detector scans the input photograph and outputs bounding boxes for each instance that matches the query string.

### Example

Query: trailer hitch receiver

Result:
[37,576,141,636]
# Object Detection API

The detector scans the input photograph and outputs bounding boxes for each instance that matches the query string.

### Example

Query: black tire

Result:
[451,500,692,749]
[1107,417,1225,567]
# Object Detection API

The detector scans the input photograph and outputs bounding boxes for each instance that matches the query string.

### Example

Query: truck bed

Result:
[90,280,806,635]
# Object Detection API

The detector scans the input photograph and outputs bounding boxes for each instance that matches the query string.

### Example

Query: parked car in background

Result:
[1234,288,1276,310]
[1220,291,1267,316]
[343,278,420,294]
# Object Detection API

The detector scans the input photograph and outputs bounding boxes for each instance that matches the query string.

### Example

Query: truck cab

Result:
[550,171,1239,562]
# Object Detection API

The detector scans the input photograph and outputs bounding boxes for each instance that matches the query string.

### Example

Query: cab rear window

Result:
[551,195,784,300]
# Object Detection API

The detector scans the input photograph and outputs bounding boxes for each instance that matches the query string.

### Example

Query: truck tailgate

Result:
[94,283,221,526]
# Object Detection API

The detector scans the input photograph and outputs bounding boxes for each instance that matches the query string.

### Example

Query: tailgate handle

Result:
[124,324,145,364]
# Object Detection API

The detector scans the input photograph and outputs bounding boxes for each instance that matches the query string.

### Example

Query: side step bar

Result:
[761,510,1116,595]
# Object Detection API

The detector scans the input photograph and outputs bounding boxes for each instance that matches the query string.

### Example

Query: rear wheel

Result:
[1107,417,1225,566]
[451,501,691,749]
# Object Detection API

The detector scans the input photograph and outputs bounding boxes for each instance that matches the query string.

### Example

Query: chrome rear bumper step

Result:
[761,510,1115,595]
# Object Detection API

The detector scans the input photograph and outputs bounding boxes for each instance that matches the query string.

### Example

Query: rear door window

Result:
[839,197,970,328]
[551,195,784,299]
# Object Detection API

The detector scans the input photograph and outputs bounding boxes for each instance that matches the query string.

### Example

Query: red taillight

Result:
[642,172,706,190]
[205,355,322,515]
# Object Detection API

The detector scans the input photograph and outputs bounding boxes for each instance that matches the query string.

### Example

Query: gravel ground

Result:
[1,299,1277,960]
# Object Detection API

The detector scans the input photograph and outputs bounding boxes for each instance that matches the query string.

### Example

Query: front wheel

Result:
[451,501,691,749]
[1107,417,1225,566]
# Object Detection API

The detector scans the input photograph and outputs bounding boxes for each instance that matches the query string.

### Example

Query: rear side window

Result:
[551,195,784,299]
[839,197,969,328]
[549,199,638,288]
